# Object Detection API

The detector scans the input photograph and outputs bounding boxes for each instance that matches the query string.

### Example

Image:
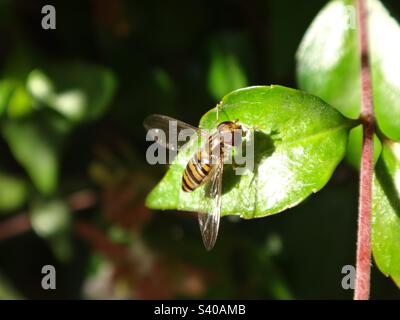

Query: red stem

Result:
[354,0,375,300]
[0,190,97,242]
[0,213,31,241]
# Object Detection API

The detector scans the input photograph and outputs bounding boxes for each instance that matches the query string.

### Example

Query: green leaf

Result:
[7,84,34,118]
[146,86,353,218]
[345,125,382,169]
[0,172,28,212]
[2,117,63,195]
[30,198,73,262]
[0,80,16,115]
[208,48,248,100]
[296,0,400,141]
[207,32,249,100]
[153,67,176,95]
[31,199,71,238]
[0,272,23,299]
[26,70,54,101]
[372,140,400,287]
[27,63,117,122]
[2,78,38,121]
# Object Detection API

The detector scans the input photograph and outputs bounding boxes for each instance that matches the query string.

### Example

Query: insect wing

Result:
[144,114,200,151]
[198,158,223,250]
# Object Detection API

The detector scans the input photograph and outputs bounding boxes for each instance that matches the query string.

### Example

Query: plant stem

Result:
[0,213,31,241]
[354,0,375,300]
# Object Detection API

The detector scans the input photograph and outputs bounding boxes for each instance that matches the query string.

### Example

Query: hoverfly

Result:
[144,112,247,250]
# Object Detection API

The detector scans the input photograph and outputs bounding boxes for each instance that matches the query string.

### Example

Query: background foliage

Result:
[0,0,399,299]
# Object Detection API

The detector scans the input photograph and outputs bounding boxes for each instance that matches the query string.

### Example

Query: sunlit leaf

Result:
[372,140,400,287]
[146,86,354,218]
[297,0,400,141]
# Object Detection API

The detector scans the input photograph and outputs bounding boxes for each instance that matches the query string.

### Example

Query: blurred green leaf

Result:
[2,119,61,195]
[153,68,176,95]
[27,63,117,122]
[86,252,108,277]
[7,84,34,118]
[0,172,28,212]
[31,199,70,238]
[147,86,354,218]
[108,225,133,245]
[26,70,54,101]
[0,272,23,299]
[208,48,247,100]
[2,62,116,194]
[296,0,400,141]
[48,233,74,262]
[372,140,400,287]
[207,32,249,100]
[0,80,16,115]
[30,199,73,262]
[345,125,382,169]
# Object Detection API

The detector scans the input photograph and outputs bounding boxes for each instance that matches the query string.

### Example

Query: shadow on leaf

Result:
[220,130,277,194]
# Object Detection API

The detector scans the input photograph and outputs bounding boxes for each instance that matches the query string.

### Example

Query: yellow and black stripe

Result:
[182,150,212,192]
[181,120,240,192]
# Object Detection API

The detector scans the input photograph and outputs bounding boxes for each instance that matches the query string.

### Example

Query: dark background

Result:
[0,0,399,299]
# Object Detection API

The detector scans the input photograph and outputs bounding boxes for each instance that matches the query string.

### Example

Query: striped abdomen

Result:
[181,120,240,192]
[182,134,223,192]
